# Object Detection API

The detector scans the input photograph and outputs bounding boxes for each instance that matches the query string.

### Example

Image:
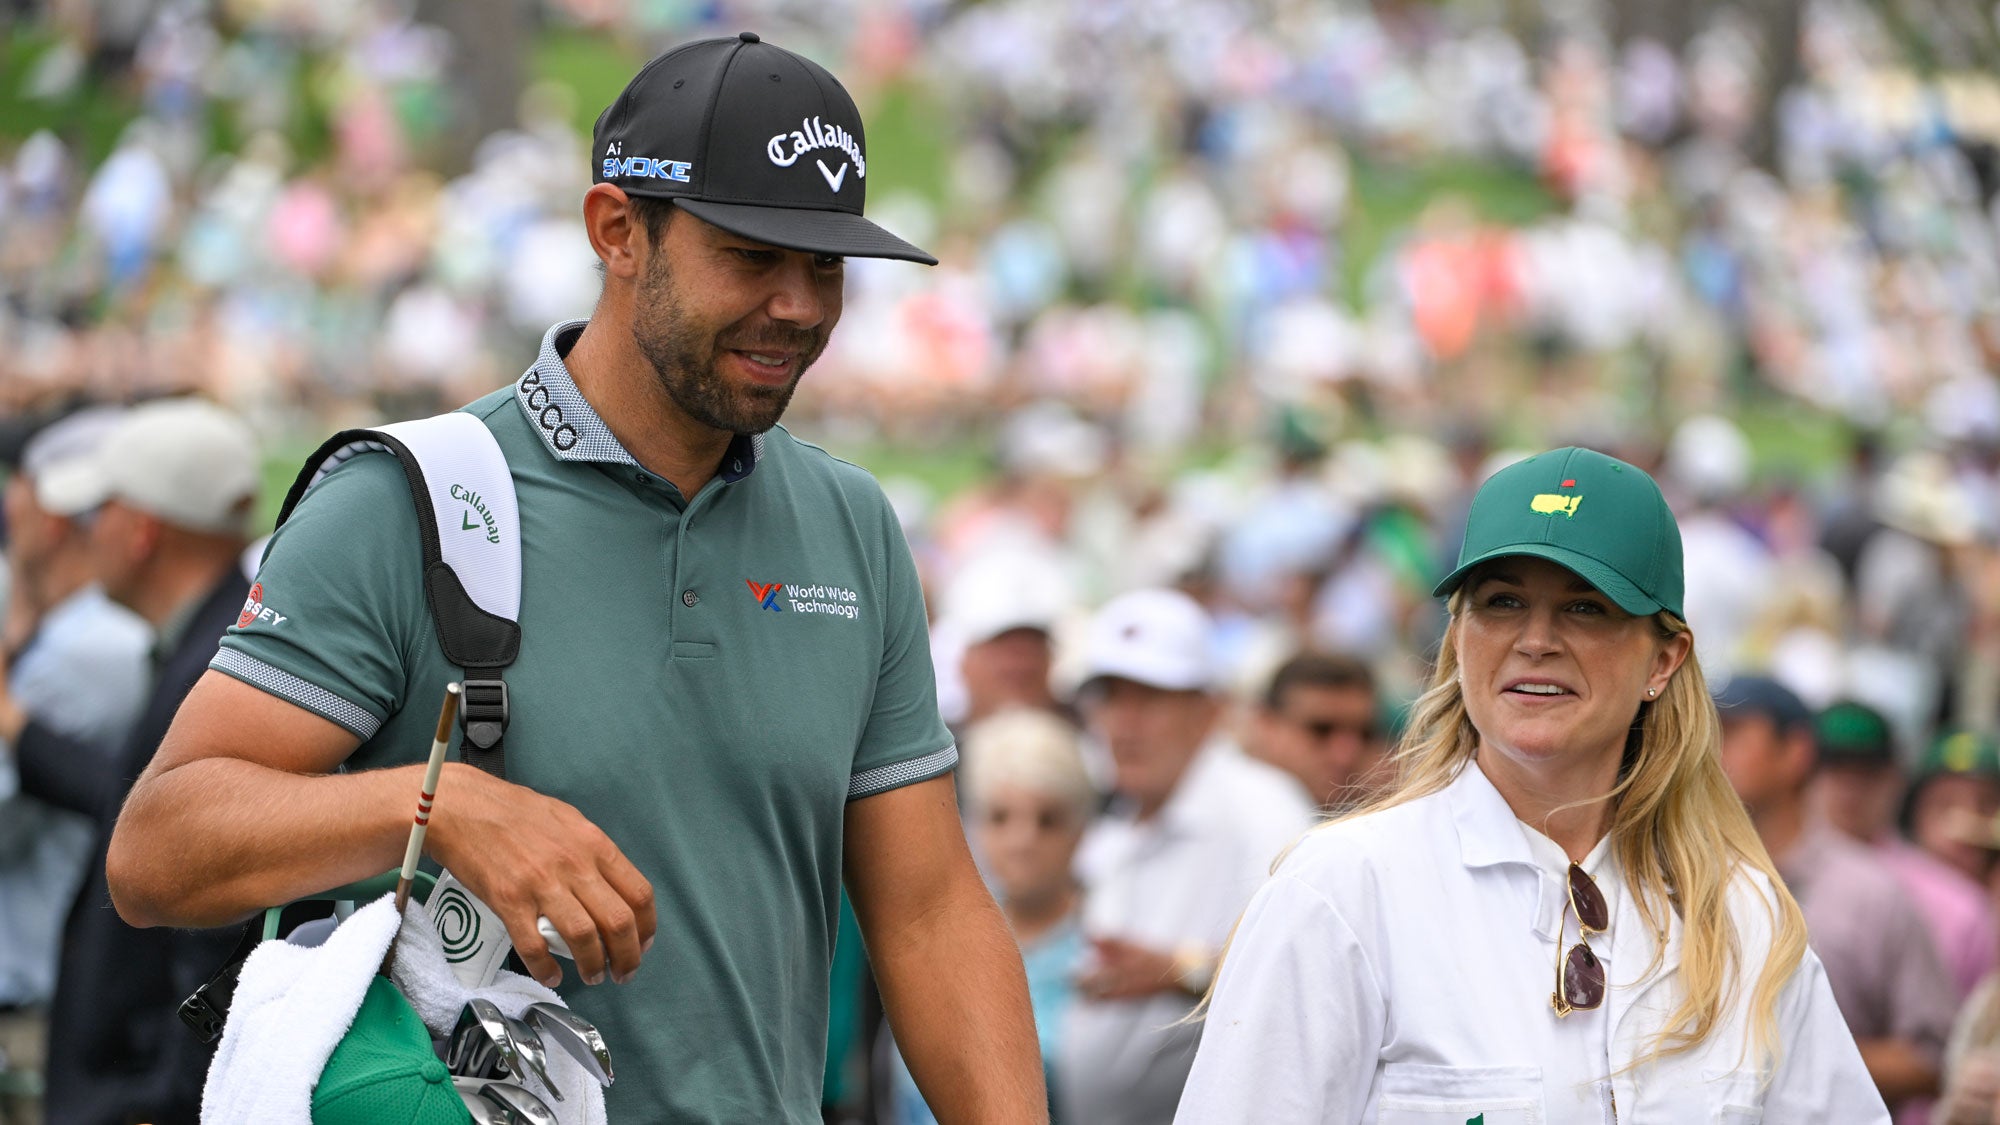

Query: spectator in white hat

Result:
[1059,588,1314,1125]
[936,549,1074,735]
[0,408,152,1125]
[0,397,258,1125]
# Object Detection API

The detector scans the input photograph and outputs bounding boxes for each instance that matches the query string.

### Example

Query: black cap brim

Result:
[672,198,937,265]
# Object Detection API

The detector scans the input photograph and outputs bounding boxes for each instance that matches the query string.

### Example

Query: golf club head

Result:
[479,1080,560,1125]
[524,1001,614,1087]
[447,1003,500,1078]
[453,1080,516,1125]
[501,1013,562,1100]
[466,999,526,1083]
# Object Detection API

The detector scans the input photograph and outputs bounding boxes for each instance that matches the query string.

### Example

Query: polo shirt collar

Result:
[1448,758,1536,870]
[515,320,763,482]
[1449,757,1619,951]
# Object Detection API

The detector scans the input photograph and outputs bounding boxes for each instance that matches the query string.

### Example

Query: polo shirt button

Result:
[683,589,699,607]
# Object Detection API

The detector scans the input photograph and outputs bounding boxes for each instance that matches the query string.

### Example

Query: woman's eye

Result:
[1484,593,1523,609]
[1567,600,1608,615]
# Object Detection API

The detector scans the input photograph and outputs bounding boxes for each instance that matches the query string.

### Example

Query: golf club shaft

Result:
[396,681,463,912]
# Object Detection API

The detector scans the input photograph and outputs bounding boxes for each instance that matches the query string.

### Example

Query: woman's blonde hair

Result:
[1344,594,1807,1066]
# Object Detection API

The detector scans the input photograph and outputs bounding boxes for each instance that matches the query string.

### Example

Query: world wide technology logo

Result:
[745,580,785,612]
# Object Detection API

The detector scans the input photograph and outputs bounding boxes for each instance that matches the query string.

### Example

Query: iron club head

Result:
[447,1003,501,1078]
[500,1012,561,1101]
[464,999,526,1083]
[523,1002,614,1087]
[453,1079,516,1125]
[477,1080,560,1125]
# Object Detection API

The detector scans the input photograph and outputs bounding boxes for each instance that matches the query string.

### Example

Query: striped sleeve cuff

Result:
[210,649,384,740]
[847,743,958,801]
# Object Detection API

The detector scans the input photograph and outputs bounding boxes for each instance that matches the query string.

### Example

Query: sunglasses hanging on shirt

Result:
[1551,862,1608,1017]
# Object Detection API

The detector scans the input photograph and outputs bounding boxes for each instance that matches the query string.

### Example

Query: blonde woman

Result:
[1176,448,1886,1123]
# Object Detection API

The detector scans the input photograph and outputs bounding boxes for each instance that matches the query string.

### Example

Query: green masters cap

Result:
[1433,447,1684,618]
[1814,700,1895,767]
[312,975,470,1125]
[1918,728,2000,780]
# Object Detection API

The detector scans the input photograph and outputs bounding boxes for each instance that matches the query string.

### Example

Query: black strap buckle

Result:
[460,679,509,750]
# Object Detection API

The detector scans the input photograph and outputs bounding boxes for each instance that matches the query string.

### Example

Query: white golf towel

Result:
[201,893,606,1125]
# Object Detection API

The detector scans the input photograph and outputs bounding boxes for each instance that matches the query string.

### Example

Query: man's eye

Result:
[814,254,845,269]
[733,248,777,263]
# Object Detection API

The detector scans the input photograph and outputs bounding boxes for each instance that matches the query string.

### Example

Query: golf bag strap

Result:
[280,412,521,778]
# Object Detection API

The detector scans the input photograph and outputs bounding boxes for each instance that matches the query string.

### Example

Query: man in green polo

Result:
[106,33,1044,1124]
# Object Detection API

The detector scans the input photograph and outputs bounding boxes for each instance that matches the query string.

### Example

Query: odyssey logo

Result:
[237,582,287,629]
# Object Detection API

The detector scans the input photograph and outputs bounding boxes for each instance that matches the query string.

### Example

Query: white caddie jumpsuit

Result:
[1175,762,1889,1124]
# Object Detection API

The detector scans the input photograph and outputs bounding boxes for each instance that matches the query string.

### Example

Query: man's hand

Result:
[424,762,656,989]
[1076,936,1184,1001]
[111,673,656,996]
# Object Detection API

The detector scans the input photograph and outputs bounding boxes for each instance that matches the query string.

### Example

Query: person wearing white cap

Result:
[0,397,258,1125]
[936,549,1073,734]
[0,409,152,1125]
[1058,588,1315,1125]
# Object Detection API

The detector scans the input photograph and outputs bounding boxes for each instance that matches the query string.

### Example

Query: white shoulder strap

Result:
[295,413,520,625]
[373,414,520,624]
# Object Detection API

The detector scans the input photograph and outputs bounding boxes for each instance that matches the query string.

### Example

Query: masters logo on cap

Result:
[590,31,935,265]
[1433,447,1685,619]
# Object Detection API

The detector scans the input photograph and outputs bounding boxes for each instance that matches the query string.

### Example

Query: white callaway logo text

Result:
[766,116,865,193]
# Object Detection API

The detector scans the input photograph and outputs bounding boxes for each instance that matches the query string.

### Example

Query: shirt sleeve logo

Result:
[237,582,287,628]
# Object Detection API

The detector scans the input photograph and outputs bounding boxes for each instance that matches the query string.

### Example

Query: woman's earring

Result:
[1646,687,1658,698]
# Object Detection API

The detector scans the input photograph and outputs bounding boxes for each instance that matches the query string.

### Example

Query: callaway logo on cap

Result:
[591,32,936,264]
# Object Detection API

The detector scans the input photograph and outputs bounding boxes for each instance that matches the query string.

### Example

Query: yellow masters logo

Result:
[1944,731,1982,773]
[1531,493,1583,518]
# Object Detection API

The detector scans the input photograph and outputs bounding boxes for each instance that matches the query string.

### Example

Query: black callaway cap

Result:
[593,31,937,265]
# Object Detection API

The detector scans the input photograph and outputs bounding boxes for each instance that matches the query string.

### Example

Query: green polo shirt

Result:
[212,320,956,1123]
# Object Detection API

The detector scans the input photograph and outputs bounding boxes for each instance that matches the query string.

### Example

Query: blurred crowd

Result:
[6,0,2000,1122]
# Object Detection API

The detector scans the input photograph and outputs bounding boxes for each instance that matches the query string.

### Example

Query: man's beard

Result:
[630,252,826,436]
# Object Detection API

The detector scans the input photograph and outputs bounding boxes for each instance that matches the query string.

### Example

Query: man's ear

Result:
[582,184,645,281]
[1785,728,1820,788]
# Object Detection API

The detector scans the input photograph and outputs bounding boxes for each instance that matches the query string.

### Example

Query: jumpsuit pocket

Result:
[1700,1068,1764,1123]
[1376,1063,1545,1125]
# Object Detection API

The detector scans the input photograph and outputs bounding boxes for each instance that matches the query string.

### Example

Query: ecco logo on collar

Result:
[519,370,580,452]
